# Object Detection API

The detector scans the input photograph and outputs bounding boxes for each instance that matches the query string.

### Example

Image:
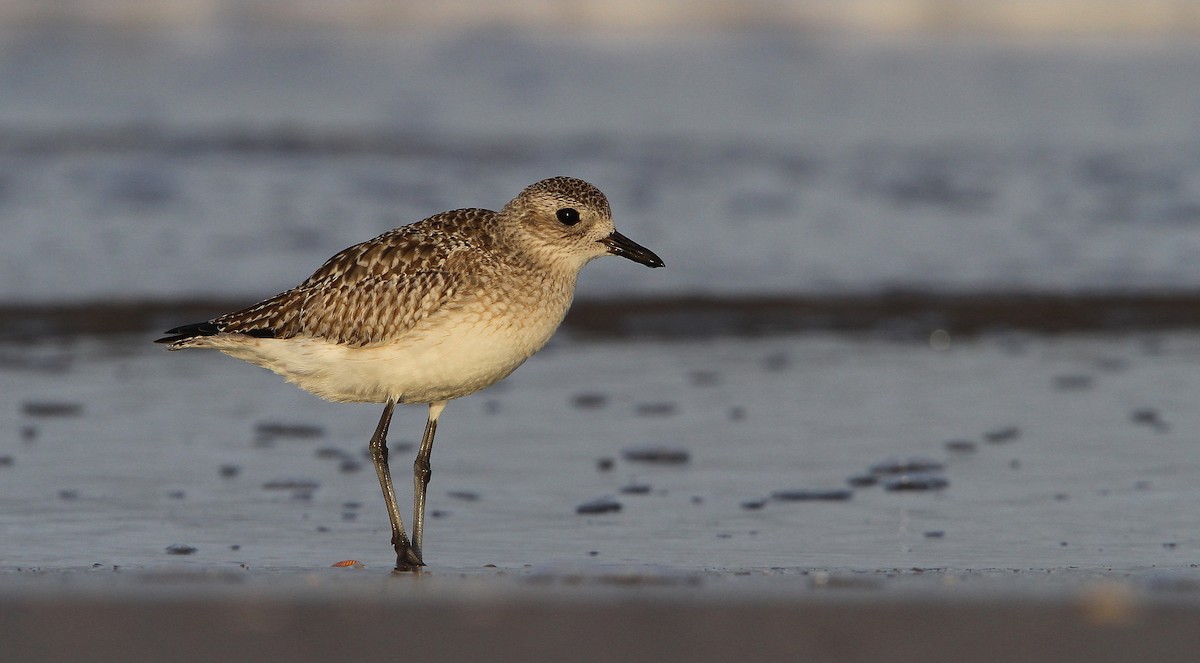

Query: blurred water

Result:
[3,28,1200,304]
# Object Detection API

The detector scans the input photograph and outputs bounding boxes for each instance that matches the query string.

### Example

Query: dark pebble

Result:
[924,530,945,538]
[1052,374,1094,391]
[596,457,615,472]
[944,439,978,453]
[622,445,690,465]
[576,497,622,515]
[883,473,949,491]
[58,489,79,501]
[483,400,501,415]
[430,510,449,518]
[254,422,325,441]
[22,401,83,418]
[1163,542,1178,550]
[571,393,608,409]
[218,464,241,478]
[1009,459,1021,469]
[20,426,37,441]
[230,545,241,551]
[771,488,853,502]
[166,490,186,500]
[869,456,944,475]
[635,402,677,417]
[620,483,653,495]
[846,473,877,487]
[728,406,747,421]
[0,455,13,467]
[165,544,197,555]
[1130,409,1169,432]
[983,427,1021,443]
[262,478,320,491]
[447,490,480,502]
[690,496,704,504]
[342,501,362,510]
[740,499,767,510]
[342,512,358,521]
[338,460,362,473]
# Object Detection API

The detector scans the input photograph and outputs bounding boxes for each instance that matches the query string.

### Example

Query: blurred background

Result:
[1,0,1200,335]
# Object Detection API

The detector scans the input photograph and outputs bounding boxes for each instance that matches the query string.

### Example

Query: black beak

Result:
[599,231,664,268]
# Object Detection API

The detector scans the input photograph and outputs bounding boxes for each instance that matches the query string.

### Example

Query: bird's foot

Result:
[392,542,425,572]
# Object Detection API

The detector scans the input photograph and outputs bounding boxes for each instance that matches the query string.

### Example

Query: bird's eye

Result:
[555,208,581,226]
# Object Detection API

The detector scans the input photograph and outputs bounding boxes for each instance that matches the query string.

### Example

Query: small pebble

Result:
[728,406,747,421]
[338,460,362,473]
[622,445,690,465]
[740,499,767,510]
[576,497,622,515]
[924,530,945,539]
[165,543,197,556]
[314,447,352,460]
[620,483,653,495]
[483,400,501,415]
[58,489,79,501]
[22,401,83,418]
[635,402,677,417]
[869,456,944,475]
[883,473,949,491]
[944,439,978,453]
[218,464,241,478]
[0,455,14,467]
[254,422,324,440]
[20,426,37,442]
[771,488,853,502]
[595,457,615,472]
[983,427,1021,443]
[447,490,480,502]
[571,393,608,409]
[166,490,186,500]
[262,478,320,491]
[230,545,241,551]
[1163,542,1178,550]
[1130,408,1169,432]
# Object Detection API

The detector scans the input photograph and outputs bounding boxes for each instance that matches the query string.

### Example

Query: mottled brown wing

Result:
[209,210,495,346]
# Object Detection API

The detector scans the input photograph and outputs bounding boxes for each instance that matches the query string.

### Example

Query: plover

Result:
[156,177,663,570]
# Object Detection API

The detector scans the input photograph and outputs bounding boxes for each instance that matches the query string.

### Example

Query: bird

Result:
[156,176,663,570]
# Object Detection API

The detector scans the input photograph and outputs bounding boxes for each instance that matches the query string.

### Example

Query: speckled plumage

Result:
[156,176,662,569]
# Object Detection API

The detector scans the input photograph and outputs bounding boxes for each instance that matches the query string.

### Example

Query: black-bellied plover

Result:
[156,177,663,570]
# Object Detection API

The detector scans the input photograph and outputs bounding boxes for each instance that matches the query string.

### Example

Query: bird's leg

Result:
[411,400,447,562]
[368,399,422,570]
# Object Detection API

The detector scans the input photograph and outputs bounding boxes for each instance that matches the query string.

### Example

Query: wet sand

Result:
[2,330,1199,659]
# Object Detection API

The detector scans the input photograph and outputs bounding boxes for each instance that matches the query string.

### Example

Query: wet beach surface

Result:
[3,330,1200,660]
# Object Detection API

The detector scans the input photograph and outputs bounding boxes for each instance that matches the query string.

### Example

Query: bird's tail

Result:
[154,322,221,347]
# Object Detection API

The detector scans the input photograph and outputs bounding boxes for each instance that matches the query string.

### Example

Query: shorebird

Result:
[156,177,662,570]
